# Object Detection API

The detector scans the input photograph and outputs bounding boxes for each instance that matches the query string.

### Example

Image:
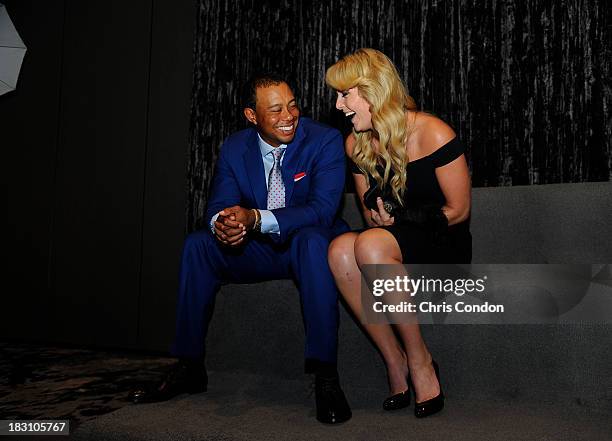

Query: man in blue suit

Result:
[130,73,351,424]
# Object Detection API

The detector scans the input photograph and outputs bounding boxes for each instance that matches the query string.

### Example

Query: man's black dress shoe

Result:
[382,374,411,411]
[315,372,352,424]
[414,360,444,418]
[129,359,207,404]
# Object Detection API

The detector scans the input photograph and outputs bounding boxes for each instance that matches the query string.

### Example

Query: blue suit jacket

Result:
[205,117,346,244]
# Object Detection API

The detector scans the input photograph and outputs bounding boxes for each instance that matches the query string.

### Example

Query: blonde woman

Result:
[326,48,472,417]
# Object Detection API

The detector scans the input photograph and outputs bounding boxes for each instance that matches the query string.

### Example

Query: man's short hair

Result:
[241,72,296,109]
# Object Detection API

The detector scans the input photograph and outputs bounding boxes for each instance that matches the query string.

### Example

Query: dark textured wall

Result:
[188,0,611,231]
[2,0,195,351]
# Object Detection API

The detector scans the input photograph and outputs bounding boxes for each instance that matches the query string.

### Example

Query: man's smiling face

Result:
[244,82,300,147]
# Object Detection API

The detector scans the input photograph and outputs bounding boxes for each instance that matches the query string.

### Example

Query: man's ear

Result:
[243,107,257,125]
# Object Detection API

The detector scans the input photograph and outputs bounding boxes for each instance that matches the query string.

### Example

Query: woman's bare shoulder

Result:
[411,113,456,156]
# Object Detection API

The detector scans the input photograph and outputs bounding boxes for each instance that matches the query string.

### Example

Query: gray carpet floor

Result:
[72,371,612,441]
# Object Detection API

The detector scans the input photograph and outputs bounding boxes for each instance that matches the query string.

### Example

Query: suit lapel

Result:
[244,130,268,209]
[281,120,306,205]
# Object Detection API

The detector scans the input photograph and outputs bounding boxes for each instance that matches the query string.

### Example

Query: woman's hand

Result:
[369,197,395,226]
[347,136,396,228]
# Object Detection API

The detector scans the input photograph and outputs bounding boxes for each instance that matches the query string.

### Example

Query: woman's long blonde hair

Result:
[325,48,417,204]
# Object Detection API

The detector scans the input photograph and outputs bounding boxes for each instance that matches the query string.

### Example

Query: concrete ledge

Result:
[207,182,612,410]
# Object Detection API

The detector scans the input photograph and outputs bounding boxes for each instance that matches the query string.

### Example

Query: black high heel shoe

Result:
[382,374,411,411]
[414,360,444,418]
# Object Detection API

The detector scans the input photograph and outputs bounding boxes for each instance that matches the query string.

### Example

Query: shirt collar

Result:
[257,133,286,157]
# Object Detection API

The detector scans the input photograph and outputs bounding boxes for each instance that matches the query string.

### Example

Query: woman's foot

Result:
[382,350,411,411]
[413,360,444,418]
[409,354,440,404]
[386,350,410,395]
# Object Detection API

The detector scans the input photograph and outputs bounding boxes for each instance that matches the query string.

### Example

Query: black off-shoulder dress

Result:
[349,137,472,263]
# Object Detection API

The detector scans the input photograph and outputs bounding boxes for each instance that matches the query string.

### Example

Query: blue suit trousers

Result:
[171,223,349,364]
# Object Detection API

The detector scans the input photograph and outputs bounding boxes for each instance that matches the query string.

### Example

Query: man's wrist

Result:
[251,208,262,232]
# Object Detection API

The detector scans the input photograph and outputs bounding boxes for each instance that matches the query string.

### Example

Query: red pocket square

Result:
[293,172,306,182]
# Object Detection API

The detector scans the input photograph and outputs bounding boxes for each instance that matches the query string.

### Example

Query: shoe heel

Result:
[414,359,444,418]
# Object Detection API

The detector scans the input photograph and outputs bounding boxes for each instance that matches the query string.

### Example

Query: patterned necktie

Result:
[267,147,286,209]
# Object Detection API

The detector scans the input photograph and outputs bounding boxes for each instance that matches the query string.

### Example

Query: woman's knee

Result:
[327,233,358,274]
[354,229,402,266]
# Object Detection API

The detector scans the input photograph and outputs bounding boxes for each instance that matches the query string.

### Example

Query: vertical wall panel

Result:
[49,1,152,347]
[3,0,194,351]
[1,0,65,341]
[137,0,195,351]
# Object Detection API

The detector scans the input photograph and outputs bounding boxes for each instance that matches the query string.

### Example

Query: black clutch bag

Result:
[363,182,448,234]
[363,181,399,216]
